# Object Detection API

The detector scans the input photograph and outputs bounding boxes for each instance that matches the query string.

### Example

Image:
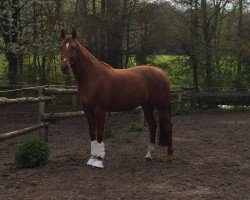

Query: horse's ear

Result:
[72,28,76,40]
[61,29,66,39]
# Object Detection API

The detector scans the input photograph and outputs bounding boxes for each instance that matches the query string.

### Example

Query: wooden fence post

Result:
[72,95,77,108]
[139,108,145,127]
[38,86,48,142]
[177,90,183,109]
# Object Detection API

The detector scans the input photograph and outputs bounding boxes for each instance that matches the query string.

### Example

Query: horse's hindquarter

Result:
[107,66,170,111]
[141,66,171,105]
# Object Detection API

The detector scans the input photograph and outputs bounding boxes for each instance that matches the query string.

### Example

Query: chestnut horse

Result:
[59,29,173,168]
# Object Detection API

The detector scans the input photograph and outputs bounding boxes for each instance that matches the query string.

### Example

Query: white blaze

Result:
[65,43,69,49]
[63,43,70,64]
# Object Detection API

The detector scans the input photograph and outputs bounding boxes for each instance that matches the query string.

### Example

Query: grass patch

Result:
[0,54,8,83]
[146,55,192,87]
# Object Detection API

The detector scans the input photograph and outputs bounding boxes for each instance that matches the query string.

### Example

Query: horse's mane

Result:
[76,40,112,69]
[100,61,113,69]
[76,40,98,61]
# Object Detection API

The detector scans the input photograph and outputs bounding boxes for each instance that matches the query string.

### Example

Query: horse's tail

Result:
[158,99,172,148]
[159,121,168,146]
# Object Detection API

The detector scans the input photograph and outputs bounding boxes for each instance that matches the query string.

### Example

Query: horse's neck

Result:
[71,42,99,86]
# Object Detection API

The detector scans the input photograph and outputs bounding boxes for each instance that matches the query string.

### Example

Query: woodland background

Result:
[0,0,249,91]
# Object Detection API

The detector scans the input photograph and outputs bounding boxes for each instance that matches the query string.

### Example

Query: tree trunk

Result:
[236,0,243,90]
[201,0,213,92]
[0,1,20,84]
[100,0,106,61]
[11,0,19,44]
[92,0,99,57]
[31,0,38,84]
[122,0,130,67]
[79,0,89,45]
[6,51,18,84]
[190,0,199,92]
[106,0,123,68]
[38,3,47,85]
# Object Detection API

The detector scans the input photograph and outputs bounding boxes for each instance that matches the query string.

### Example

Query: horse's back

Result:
[115,65,169,84]
[130,65,170,87]
[125,65,170,96]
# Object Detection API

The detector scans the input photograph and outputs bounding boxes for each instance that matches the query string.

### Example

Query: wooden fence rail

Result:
[44,88,77,95]
[187,92,250,106]
[0,123,50,142]
[41,111,85,122]
[0,96,54,105]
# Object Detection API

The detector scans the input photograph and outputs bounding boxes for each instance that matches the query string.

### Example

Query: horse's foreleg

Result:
[92,108,106,168]
[142,104,157,160]
[85,109,98,166]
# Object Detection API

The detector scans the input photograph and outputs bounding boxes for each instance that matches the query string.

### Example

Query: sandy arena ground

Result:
[0,104,249,200]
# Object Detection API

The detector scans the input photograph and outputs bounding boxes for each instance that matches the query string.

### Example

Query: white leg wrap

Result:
[87,141,105,168]
[96,142,105,159]
[92,160,104,168]
[87,140,98,166]
[87,156,96,166]
[91,140,98,156]
[145,143,155,159]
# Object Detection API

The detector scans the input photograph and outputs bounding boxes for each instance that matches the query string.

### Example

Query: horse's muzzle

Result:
[61,64,69,74]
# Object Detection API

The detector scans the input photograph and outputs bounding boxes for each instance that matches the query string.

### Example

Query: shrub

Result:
[129,123,143,132]
[15,137,50,168]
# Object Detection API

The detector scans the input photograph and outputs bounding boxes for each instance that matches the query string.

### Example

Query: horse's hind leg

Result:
[142,103,157,160]
[158,108,173,159]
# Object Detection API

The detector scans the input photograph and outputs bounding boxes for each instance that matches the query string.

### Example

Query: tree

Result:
[190,0,199,91]
[0,0,22,84]
[236,0,243,90]
[0,0,249,90]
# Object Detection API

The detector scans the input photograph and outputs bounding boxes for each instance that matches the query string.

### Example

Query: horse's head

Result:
[59,29,78,74]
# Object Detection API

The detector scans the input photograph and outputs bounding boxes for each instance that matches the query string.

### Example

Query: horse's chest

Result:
[78,93,92,106]
[78,89,107,109]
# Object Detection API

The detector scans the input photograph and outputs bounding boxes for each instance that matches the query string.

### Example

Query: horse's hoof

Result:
[92,160,104,169]
[87,156,96,166]
[144,156,152,161]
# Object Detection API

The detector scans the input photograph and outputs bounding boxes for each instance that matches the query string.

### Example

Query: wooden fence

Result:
[0,85,249,142]
[0,86,82,142]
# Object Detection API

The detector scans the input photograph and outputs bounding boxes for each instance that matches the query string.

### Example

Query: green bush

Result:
[129,123,143,132]
[15,138,50,168]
